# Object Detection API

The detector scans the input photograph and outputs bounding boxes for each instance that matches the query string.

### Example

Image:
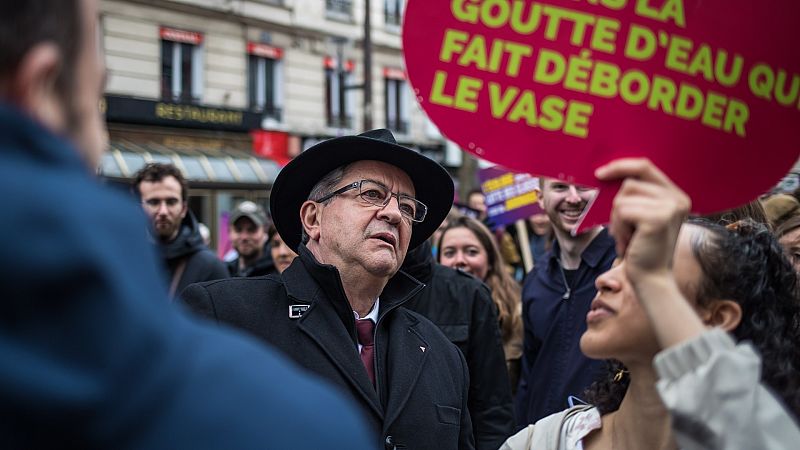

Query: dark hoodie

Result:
[161,210,229,297]
[401,242,516,450]
[227,243,275,277]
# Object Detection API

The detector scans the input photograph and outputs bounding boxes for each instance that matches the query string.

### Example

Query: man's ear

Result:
[179,201,188,220]
[535,188,543,208]
[300,201,322,242]
[697,300,742,332]
[8,42,66,132]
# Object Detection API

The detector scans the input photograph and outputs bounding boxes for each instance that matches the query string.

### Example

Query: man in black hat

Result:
[227,200,275,277]
[182,129,474,449]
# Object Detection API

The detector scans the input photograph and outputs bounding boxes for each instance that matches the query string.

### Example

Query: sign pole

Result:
[515,220,533,274]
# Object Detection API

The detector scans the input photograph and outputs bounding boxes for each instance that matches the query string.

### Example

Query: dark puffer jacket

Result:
[401,242,516,450]
[160,211,229,297]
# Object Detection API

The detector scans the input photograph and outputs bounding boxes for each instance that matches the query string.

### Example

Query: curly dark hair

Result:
[584,219,800,417]
[132,163,189,202]
[583,359,630,414]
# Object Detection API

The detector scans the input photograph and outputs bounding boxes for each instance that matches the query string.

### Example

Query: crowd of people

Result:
[3,0,800,449]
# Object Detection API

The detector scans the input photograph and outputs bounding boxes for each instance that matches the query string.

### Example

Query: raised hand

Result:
[595,158,691,285]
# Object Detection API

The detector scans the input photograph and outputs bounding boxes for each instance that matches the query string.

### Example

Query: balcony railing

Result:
[385,11,401,26]
[326,0,352,18]
[328,114,353,129]
[388,119,409,135]
[252,104,283,123]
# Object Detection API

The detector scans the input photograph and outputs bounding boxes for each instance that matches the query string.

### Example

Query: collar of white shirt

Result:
[353,298,379,352]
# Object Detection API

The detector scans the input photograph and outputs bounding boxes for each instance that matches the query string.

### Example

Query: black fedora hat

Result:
[270,128,454,252]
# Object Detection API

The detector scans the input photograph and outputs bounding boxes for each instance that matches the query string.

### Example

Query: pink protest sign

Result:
[403,0,800,230]
[218,211,231,259]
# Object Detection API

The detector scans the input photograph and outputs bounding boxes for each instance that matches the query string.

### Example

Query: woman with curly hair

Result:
[437,215,524,390]
[502,159,800,450]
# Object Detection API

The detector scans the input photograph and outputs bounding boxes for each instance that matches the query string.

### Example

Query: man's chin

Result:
[236,248,256,258]
[365,258,401,278]
[551,220,576,235]
[155,226,178,241]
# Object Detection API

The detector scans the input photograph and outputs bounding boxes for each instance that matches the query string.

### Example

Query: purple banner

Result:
[478,166,542,227]
[453,202,481,220]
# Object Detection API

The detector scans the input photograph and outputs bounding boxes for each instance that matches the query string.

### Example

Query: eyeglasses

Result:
[315,179,427,223]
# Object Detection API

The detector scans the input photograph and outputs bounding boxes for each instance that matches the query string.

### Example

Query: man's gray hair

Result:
[300,163,351,245]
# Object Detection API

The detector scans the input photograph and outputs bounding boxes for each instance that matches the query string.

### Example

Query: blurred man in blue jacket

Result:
[0,1,375,448]
[514,179,615,425]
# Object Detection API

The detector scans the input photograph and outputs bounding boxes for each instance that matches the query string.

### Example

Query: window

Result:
[326,0,352,19]
[247,42,284,122]
[160,27,203,104]
[325,57,355,129]
[385,0,404,26]
[384,68,409,134]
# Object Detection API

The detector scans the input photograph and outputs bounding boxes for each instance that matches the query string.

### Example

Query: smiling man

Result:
[514,179,616,426]
[182,129,474,449]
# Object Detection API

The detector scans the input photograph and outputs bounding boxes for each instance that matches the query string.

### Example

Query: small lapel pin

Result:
[420,346,426,353]
[289,304,309,319]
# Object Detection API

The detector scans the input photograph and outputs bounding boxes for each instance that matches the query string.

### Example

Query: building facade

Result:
[99,0,462,252]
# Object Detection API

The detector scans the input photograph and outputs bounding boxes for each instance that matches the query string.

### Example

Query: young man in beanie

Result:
[0,0,375,447]
[227,200,275,277]
[182,129,475,449]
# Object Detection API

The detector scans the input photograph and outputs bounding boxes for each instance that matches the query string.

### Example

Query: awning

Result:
[100,135,280,185]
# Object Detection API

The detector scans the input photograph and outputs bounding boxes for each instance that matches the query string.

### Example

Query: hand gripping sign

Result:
[403,0,800,231]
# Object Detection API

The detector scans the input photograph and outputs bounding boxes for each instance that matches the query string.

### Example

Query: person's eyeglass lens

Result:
[316,180,427,223]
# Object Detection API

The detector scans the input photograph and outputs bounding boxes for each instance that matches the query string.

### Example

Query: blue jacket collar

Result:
[548,227,615,269]
[0,102,87,171]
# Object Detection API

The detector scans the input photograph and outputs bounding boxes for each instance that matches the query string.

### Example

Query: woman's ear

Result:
[300,201,322,243]
[698,300,742,332]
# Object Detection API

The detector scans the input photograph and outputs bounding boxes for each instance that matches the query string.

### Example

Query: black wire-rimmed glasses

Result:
[314,179,427,223]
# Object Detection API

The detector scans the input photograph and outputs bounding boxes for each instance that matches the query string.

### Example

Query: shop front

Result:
[101,95,286,254]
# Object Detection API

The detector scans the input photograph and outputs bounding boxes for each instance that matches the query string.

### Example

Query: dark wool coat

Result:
[182,245,475,450]
[401,242,516,450]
